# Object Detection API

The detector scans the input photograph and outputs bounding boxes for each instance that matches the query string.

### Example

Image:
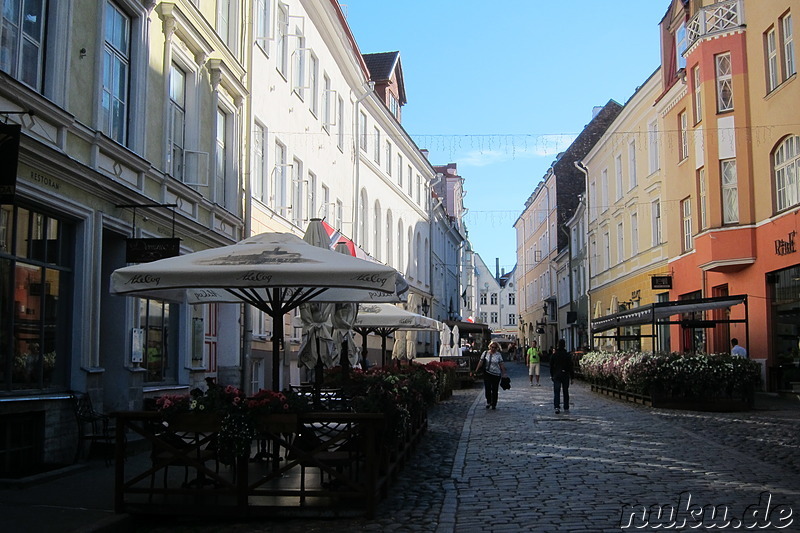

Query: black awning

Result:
[444,320,492,335]
[591,294,747,334]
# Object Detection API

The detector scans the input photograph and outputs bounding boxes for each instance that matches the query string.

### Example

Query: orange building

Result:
[659,0,800,390]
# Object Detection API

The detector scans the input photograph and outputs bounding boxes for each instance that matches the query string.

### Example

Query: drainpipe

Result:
[351,81,375,246]
[573,161,591,348]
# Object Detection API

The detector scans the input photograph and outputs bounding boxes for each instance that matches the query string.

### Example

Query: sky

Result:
[340,0,669,274]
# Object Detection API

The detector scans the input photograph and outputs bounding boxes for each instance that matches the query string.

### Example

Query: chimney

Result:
[420,149,429,160]
[495,258,500,279]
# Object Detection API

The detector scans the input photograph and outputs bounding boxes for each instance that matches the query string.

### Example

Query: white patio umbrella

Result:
[391,330,407,360]
[110,232,407,390]
[352,303,442,366]
[452,325,460,355]
[439,324,452,357]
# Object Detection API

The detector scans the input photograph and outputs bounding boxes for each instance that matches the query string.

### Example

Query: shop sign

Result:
[126,238,180,263]
[651,275,672,290]
[774,231,796,256]
[0,124,21,204]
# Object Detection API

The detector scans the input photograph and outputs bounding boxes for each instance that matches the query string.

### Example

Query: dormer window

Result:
[389,93,399,119]
[675,22,688,71]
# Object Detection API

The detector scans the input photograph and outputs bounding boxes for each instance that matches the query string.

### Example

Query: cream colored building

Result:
[583,69,668,353]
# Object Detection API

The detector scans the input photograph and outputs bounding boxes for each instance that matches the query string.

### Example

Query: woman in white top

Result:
[475,341,507,410]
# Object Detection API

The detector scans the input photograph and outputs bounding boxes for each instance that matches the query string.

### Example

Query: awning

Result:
[591,294,747,334]
[444,320,491,335]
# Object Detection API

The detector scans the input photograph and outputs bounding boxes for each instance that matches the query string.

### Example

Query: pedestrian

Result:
[550,339,573,414]
[527,341,541,386]
[475,341,507,410]
[730,338,747,358]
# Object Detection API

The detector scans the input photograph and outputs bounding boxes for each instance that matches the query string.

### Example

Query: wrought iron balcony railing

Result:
[686,0,745,47]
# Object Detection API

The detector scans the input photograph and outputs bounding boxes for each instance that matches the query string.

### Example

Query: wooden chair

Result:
[70,391,115,465]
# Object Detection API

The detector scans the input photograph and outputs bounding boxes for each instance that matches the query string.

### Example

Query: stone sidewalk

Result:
[3,361,799,532]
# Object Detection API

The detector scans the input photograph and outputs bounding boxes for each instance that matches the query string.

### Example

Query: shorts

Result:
[528,363,540,376]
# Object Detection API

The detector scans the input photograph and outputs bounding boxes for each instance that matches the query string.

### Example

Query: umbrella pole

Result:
[314,337,323,410]
[271,311,283,391]
[381,334,387,367]
[361,331,369,368]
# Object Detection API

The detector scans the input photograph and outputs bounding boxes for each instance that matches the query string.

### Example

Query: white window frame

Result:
[217,0,236,52]
[337,95,344,151]
[630,212,639,257]
[359,111,367,151]
[167,63,186,181]
[291,157,304,227]
[373,127,380,163]
[615,154,623,201]
[254,0,270,53]
[775,135,800,212]
[721,158,739,224]
[628,140,637,190]
[783,13,795,78]
[0,0,46,91]
[309,52,318,116]
[767,27,779,92]
[648,120,659,174]
[276,2,288,77]
[273,141,288,217]
[101,1,131,145]
[322,74,332,131]
[679,111,689,161]
[601,169,609,213]
[698,167,707,229]
[386,142,392,176]
[693,66,702,123]
[681,198,693,252]
[675,22,687,71]
[616,221,624,264]
[252,122,268,203]
[716,52,734,112]
[651,199,661,247]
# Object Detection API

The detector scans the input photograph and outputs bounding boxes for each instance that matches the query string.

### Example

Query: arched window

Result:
[359,188,369,252]
[386,210,393,267]
[775,135,800,212]
[373,200,382,261]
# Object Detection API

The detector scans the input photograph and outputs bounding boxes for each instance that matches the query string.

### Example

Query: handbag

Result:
[500,376,511,390]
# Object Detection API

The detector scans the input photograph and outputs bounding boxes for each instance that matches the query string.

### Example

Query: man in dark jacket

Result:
[550,339,573,414]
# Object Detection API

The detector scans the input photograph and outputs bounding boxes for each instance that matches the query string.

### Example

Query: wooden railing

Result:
[113,408,427,518]
[686,0,744,47]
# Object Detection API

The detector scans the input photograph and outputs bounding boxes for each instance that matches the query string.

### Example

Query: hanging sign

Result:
[0,124,21,204]
[651,275,672,290]
[126,238,180,263]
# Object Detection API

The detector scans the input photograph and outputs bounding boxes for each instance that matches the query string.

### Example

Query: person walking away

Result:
[730,338,747,358]
[527,341,541,386]
[550,339,573,414]
[475,341,507,410]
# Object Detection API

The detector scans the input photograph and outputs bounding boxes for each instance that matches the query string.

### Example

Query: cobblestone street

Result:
[123,361,800,532]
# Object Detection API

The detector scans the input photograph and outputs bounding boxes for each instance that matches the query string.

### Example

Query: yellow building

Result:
[583,70,669,353]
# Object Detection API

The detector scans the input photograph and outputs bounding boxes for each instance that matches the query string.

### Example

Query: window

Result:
[337,96,344,150]
[679,111,689,161]
[479,312,487,324]
[373,200,381,261]
[397,154,403,187]
[680,198,693,252]
[217,0,235,50]
[386,210,393,267]
[767,27,779,92]
[0,0,46,91]
[321,184,330,221]
[783,14,795,78]
[167,64,186,181]
[617,222,624,264]
[373,127,380,163]
[652,199,661,246]
[308,171,317,220]
[630,212,638,256]
[276,3,288,76]
[508,314,516,326]
[490,312,498,324]
[389,93,399,118]
[615,155,623,200]
[252,123,267,202]
[407,166,412,195]
[775,135,800,211]
[416,174,421,204]
[721,158,739,223]
[254,0,269,52]
[479,292,487,305]
[335,199,343,230]
[675,22,687,70]
[358,189,368,252]
[385,142,392,175]
[698,168,707,229]
[601,169,608,212]
[648,120,659,173]
[291,158,303,226]
[292,30,305,97]
[628,140,637,189]
[0,205,73,390]
[273,141,287,216]
[716,52,733,112]
[309,53,318,115]
[693,66,702,123]
[322,74,331,131]
[101,2,130,144]
[589,181,596,222]
[508,293,515,305]
[359,111,367,151]
[141,299,171,382]
[214,108,229,205]
[490,293,498,305]
[603,232,610,271]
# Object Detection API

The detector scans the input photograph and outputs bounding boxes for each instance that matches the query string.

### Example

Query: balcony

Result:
[686,0,745,47]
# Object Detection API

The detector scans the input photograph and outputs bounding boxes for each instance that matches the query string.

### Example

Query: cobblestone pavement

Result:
[128,362,800,533]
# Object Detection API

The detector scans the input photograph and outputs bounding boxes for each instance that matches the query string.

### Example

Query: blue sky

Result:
[341,0,668,273]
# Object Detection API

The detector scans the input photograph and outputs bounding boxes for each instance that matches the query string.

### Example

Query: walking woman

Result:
[475,341,507,410]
